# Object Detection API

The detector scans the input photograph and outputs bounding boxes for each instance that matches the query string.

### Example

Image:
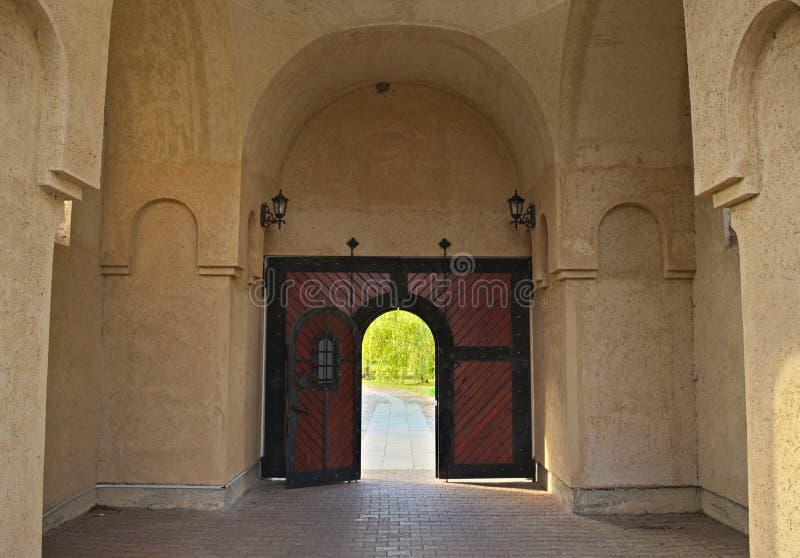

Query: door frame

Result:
[260,256,533,480]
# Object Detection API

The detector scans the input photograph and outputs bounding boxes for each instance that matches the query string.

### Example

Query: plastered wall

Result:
[1,5,59,553]
[24,3,799,555]
[692,198,748,508]
[554,0,694,274]
[532,281,569,483]
[98,0,260,487]
[533,0,698,495]
[43,188,103,509]
[100,201,231,484]
[93,0,700,501]
[734,8,800,553]
[577,206,696,488]
[100,0,243,275]
[684,1,800,553]
[273,84,527,257]
[0,1,111,556]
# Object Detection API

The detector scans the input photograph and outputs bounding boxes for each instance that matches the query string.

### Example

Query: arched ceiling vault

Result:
[243,25,555,202]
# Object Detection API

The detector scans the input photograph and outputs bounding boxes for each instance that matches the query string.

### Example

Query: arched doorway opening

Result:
[361,310,436,473]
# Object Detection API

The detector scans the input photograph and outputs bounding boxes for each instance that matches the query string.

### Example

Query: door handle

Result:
[291,405,311,416]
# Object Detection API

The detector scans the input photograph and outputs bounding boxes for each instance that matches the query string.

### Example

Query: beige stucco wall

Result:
[0,1,111,556]
[735,8,800,554]
[532,280,569,483]
[233,3,562,276]
[225,283,263,479]
[684,1,800,553]
[692,197,748,508]
[100,0,242,275]
[576,206,696,488]
[16,2,799,555]
[1,5,59,553]
[555,0,694,274]
[100,201,232,484]
[273,84,527,257]
[43,188,103,509]
[533,0,697,496]
[98,0,260,487]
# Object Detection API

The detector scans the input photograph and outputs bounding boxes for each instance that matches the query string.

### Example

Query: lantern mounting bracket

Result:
[507,190,536,230]
[261,189,289,229]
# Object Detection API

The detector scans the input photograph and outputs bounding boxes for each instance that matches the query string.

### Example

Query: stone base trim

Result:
[700,488,749,535]
[42,485,96,532]
[546,467,575,511]
[42,462,260,532]
[546,468,699,514]
[572,485,700,515]
[537,462,749,535]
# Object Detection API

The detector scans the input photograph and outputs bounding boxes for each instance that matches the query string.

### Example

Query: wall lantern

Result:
[507,190,536,230]
[261,190,288,229]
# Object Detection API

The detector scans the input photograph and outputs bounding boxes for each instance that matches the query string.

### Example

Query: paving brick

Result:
[43,471,749,557]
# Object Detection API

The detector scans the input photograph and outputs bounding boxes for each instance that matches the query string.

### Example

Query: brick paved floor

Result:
[43,471,749,558]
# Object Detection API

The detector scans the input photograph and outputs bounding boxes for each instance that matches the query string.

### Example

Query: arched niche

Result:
[126,198,200,275]
[729,5,800,554]
[597,204,663,281]
[131,199,198,274]
[13,0,101,200]
[591,200,692,280]
[714,0,800,208]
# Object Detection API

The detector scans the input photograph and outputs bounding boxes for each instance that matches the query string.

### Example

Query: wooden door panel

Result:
[286,308,360,487]
[454,361,514,465]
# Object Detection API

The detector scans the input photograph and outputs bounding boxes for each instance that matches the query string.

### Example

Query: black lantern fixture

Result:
[261,189,288,229]
[507,190,536,230]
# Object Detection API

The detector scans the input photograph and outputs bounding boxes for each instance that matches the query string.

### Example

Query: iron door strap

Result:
[285,306,363,488]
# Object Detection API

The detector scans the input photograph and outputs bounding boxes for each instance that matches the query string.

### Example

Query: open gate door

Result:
[262,257,532,485]
[286,307,361,488]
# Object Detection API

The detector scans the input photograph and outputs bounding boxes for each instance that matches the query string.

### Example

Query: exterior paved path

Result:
[44,471,749,557]
[362,386,435,470]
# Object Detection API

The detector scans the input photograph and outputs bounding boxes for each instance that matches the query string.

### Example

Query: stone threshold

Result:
[42,461,260,532]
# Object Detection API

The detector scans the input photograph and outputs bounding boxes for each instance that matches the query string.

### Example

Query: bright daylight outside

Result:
[361,310,436,471]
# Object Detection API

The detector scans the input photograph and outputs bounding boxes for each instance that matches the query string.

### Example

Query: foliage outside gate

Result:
[362,310,434,385]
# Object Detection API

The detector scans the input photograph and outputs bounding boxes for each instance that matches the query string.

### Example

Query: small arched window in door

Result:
[313,334,340,390]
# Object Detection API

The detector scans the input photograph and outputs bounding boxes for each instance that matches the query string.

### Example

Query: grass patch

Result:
[363,378,435,399]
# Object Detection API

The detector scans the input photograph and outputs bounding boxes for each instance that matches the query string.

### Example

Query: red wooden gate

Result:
[286,308,360,487]
[406,270,523,477]
[264,257,532,485]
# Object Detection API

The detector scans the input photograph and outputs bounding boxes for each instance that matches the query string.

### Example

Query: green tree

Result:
[362,310,434,384]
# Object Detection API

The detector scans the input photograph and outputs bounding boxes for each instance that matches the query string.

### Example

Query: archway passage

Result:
[263,256,533,487]
[361,310,436,472]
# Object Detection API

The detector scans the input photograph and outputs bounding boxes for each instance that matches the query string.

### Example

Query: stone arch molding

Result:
[13,0,105,201]
[592,201,693,280]
[711,0,800,208]
[239,24,556,263]
[101,197,237,277]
